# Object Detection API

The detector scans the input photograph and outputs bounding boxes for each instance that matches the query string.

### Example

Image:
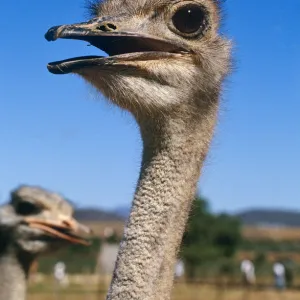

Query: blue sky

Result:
[0,0,299,213]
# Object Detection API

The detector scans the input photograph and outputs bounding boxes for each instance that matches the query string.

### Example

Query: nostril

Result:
[97,23,117,32]
[98,25,107,31]
[107,23,117,30]
[62,220,72,228]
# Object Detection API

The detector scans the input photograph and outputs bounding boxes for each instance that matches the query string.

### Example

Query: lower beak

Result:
[24,217,92,246]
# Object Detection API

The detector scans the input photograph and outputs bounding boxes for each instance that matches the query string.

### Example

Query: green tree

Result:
[181,194,241,279]
[253,251,267,276]
[105,232,120,244]
[212,213,242,258]
[282,258,295,288]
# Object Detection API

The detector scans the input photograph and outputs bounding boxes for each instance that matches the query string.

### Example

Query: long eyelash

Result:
[85,0,224,19]
[214,0,225,10]
[85,0,102,17]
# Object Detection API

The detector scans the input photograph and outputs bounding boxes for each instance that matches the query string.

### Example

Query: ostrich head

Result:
[0,185,90,258]
[45,0,231,118]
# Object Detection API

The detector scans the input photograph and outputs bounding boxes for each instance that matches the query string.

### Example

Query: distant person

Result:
[174,260,185,279]
[54,261,69,287]
[240,259,256,286]
[273,262,286,291]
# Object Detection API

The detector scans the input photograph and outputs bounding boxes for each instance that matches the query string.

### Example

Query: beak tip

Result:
[46,63,68,75]
[45,25,61,42]
[81,224,93,235]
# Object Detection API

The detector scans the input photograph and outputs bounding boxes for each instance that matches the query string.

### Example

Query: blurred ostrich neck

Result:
[0,245,34,300]
[107,105,218,300]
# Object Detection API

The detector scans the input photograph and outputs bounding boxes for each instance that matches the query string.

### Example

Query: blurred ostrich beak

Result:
[24,216,92,246]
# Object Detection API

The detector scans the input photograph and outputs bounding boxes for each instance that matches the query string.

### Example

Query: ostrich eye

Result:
[15,202,40,216]
[172,4,208,36]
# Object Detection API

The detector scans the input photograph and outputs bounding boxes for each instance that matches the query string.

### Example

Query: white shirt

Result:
[273,263,285,277]
[241,260,254,274]
[175,260,185,277]
[54,262,66,281]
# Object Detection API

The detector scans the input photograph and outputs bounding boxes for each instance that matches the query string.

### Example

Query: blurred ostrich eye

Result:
[171,4,208,36]
[15,202,41,216]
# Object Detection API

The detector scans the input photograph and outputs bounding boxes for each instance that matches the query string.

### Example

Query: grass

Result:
[27,277,300,300]
[27,285,300,300]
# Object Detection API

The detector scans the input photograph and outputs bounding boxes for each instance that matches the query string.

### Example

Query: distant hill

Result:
[112,206,131,219]
[236,209,300,227]
[74,208,125,222]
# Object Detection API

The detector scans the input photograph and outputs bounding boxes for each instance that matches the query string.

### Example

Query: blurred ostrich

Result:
[0,185,91,300]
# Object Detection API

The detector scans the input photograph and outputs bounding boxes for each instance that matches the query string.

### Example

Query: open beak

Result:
[45,18,191,74]
[24,216,92,246]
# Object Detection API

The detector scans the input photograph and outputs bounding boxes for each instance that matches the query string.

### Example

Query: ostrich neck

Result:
[0,247,33,300]
[107,107,218,300]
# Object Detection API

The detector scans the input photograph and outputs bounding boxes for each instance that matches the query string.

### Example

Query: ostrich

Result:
[45,0,231,299]
[0,185,91,300]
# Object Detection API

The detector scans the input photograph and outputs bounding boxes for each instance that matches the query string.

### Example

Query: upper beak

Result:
[45,19,190,57]
[24,216,92,246]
